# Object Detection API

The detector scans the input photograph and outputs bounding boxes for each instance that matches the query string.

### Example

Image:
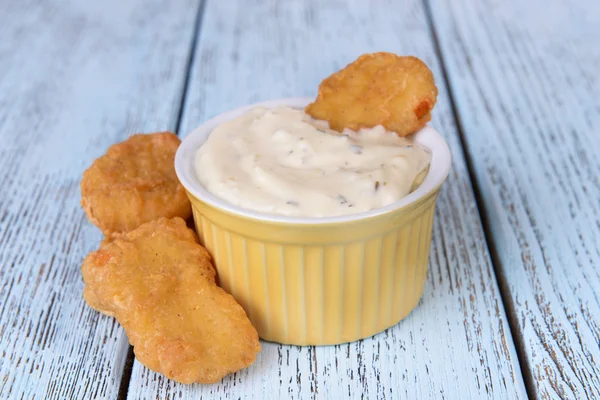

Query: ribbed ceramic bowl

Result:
[175,97,451,345]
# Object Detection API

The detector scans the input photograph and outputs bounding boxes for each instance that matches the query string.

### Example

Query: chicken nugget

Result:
[81,217,261,384]
[80,132,192,237]
[306,53,438,136]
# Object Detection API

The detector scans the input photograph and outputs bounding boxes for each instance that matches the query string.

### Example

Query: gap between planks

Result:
[422,0,536,398]
[174,0,208,137]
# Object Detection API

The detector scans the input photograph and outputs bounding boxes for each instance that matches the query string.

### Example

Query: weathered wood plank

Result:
[126,0,527,398]
[0,1,201,398]
[428,0,600,398]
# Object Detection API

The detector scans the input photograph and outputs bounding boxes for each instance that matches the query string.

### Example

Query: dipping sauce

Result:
[194,107,431,217]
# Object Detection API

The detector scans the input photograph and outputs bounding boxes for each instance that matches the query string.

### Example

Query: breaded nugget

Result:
[81,217,261,384]
[81,132,192,237]
[306,53,438,136]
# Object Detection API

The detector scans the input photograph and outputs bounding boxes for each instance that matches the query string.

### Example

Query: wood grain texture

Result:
[126,0,527,398]
[428,0,600,398]
[0,0,201,398]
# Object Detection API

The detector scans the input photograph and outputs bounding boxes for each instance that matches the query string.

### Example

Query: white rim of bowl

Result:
[175,97,452,225]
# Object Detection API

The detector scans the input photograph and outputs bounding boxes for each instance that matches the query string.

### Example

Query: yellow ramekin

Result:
[175,98,451,346]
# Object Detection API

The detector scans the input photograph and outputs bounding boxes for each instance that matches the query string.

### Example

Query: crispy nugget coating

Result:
[80,132,192,237]
[81,218,261,384]
[306,53,438,137]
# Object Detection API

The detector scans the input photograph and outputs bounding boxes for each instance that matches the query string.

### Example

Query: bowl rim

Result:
[175,97,451,225]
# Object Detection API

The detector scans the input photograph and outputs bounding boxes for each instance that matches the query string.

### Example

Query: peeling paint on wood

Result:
[428,0,600,398]
[0,0,201,398]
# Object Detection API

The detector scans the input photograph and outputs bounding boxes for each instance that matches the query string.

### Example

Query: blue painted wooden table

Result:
[1,1,598,399]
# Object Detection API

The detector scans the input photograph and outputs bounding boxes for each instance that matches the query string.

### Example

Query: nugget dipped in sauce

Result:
[306,52,438,137]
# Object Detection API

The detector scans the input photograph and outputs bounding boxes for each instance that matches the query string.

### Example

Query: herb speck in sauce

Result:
[350,144,363,154]
[337,194,348,205]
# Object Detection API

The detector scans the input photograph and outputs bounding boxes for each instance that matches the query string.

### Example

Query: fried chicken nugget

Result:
[306,53,438,136]
[81,133,192,237]
[81,217,261,384]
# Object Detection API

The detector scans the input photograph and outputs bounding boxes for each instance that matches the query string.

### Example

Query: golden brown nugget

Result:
[81,132,192,237]
[81,218,261,384]
[306,53,438,136]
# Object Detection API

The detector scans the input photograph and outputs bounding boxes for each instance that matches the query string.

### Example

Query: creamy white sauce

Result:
[194,107,431,217]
